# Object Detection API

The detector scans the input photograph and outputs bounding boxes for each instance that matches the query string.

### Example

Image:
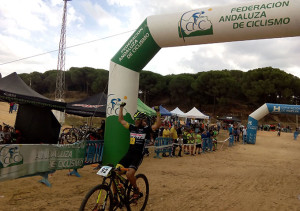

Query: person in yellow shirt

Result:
[170,125,179,156]
[187,129,195,155]
[162,124,171,138]
[170,124,178,140]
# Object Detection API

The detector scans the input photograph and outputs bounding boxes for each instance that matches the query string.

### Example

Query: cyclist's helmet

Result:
[133,111,147,120]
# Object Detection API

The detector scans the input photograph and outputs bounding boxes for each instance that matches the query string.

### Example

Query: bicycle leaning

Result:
[79,165,149,211]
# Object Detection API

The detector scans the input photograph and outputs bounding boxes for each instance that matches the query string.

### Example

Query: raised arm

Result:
[118,102,129,129]
[151,106,161,131]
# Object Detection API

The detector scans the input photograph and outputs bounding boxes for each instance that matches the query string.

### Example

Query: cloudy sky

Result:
[0,0,299,78]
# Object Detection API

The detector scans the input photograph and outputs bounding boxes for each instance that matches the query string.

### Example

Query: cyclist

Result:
[117,102,161,201]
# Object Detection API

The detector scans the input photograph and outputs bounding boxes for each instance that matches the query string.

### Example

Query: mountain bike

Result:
[79,165,149,211]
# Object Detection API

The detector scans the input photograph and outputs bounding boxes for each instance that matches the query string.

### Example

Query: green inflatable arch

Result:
[103,0,300,164]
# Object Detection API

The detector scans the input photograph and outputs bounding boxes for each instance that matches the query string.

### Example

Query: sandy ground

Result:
[0,102,17,127]
[1,102,300,210]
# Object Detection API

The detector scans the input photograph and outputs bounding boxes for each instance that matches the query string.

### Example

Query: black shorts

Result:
[118,151,144,171]
[196,144,202,148]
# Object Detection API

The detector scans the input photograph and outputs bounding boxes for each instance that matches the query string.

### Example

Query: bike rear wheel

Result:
[80,184,113,211]
[126,174,149,211]
[65,131,77,144]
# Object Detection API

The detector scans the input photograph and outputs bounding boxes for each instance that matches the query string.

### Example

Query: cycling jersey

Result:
[187,133,195,144]
[128,124,152,153]
[118,124,152,170]
[195,134,202,144]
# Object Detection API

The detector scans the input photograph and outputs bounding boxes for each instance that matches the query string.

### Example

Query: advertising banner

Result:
[0,142,86,182]
[246,116,258,144]
[267,103,300,115]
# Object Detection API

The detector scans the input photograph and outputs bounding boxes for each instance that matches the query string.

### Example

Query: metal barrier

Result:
[153,137,173,159]
[69,140,104,177]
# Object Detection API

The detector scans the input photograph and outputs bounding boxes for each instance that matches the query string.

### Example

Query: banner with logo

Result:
[246,116,259,144]
[104,0,300,163]
[247,103,300,144]
[267,103,300,115]
[0,142,86,182]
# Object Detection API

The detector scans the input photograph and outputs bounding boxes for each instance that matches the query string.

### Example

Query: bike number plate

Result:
[97,166,112,177]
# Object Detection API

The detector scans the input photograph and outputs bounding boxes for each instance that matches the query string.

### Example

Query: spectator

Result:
[233,126,238,142]
[201,130,208,153]
[207,128,213,152]
[0,125,4,144]
[13,103,18,112]
[277,127,281,136]
[9,102,14,113]
[177,134,183,157]
[158,124,164,137]
[195,131,202,155]
[236,126,240,142]
[212,128,218,151]
[100,119,105,138]
[217,121,221,132]
[242,127,247,144]
[162,124,171,138]
[3,125,11,144]
[142,119,151,157]
[228,125,234,147]
[183,128,189,154]
[294,128,299,140]
[187,129,195,156]
[171,125,179,156]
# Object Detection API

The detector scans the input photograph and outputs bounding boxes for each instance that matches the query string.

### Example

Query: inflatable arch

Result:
[103,0,300,164]
[246,103,300,144]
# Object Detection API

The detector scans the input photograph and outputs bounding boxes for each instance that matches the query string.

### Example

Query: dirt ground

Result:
[1,102,300,210]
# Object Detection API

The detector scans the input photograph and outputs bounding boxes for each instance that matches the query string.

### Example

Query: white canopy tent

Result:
[185,107,209,119]
[170,107,187,117]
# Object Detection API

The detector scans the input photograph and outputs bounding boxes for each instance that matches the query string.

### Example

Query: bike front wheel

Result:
[127,174,149,211]
[79,184,113,211]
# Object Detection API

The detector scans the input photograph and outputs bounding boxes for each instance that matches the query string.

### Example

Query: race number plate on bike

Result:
[97,166,112,177]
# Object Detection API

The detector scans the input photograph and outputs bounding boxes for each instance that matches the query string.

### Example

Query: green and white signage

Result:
[103,0,300,164]
[0,142,86,182]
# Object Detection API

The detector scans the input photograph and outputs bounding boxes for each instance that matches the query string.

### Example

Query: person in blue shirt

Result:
[228,125,234,147]
[201,130,208,153]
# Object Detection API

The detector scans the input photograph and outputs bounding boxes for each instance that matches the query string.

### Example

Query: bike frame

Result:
[100,169,130,208]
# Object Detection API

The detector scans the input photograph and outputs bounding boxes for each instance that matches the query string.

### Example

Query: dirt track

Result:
[0,102,300,210]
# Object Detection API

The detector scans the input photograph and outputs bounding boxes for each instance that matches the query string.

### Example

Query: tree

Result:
[168,74,195,105]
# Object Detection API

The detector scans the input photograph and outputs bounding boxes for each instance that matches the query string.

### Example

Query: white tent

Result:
[185,107,209,119]
[170,107,187,117]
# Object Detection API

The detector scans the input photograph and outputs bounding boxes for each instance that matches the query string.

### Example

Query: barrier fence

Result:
[153,137,173,158]
[0,140,104,187]
[68,140,104,177]
[0,136,232,187]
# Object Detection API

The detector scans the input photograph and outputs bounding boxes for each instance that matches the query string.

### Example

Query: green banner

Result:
[102,114,133,165]
[0,142,86,182]
[111,18,161,72]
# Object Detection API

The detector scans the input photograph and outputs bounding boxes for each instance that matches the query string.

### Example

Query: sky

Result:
[0,0,300,78]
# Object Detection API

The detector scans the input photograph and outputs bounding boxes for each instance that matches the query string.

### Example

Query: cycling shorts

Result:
[118,150,144,171]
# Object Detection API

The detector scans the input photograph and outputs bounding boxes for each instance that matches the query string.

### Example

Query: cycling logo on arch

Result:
[0,145,24,168]
[107,94,128,116]
[178,9,214,41]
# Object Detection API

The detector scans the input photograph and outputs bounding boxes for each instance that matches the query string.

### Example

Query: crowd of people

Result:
[0,123,20,144]
[8,102,17,113]
[147,120,221,157]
